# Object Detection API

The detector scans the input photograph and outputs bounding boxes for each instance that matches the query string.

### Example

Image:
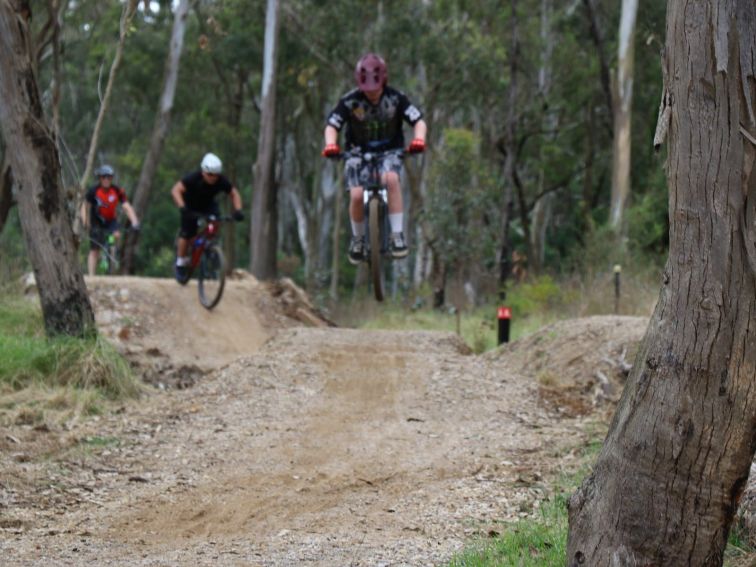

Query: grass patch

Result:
[450,495,568,567]
[335,269,658,354]
[0,294,143,422]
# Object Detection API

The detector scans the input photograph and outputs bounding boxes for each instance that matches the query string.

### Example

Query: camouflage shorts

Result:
[344,150,403,190]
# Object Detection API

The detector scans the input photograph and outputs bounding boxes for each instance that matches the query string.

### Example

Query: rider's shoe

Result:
[390,232,409,259]
[175,264,189,285]
[348,236,366,265]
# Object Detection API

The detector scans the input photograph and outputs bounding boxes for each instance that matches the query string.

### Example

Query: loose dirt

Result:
[0,276,649,566]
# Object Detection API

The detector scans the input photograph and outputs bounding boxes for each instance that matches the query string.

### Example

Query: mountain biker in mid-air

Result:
[170,152,244,284]
[80,165,140,276]
[322,52,427,264]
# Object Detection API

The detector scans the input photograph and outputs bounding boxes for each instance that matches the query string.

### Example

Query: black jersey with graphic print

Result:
[326,86,423,151]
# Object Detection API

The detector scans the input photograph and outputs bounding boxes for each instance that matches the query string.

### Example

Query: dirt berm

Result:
[85,272,332,388]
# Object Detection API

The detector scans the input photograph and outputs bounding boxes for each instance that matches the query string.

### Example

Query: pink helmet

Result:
[354,53,387,92]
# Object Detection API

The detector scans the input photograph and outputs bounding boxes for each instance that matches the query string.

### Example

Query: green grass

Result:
[0,294,143,422]
[336,270,659,354]
[450,495,569,567]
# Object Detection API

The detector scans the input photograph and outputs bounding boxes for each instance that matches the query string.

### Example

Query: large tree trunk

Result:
[608,0,638,234]
[0,1,94,337]
[250,0,280,280]
[567,2,756,565]
[122,0,190,274]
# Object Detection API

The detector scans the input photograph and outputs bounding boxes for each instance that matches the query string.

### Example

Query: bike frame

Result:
[360,152,391,258]
[186,215,229,274]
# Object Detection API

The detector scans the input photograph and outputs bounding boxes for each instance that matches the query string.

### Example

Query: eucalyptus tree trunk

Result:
[78,0,138,195]
[567,2,756,565]
[530,0,554,274]
[250,0,280,280]
[0,1,94,337]
[498,0,519,294]
[122,0,190,274]
[608,0,638,234]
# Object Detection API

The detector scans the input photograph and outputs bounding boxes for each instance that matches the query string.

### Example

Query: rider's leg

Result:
[87,249,99,276]
[381,171,408,258]
[349,186,366,236]
[348,186,366,264]
[382,171,403,232]
[176,237,189,264]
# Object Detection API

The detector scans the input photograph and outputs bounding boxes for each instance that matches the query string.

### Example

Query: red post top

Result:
[498,306,512,320]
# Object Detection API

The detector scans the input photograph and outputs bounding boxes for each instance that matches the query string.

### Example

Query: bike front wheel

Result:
[368,198,384,302]
[198,245,226,310]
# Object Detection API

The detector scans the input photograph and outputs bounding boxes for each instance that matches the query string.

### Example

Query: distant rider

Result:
[170,152,244,284]
[80,165,139,276]
[322,52,427,264]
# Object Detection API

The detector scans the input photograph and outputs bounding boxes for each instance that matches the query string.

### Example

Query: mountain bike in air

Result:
[335,147,397,302]
[177,214,234,310]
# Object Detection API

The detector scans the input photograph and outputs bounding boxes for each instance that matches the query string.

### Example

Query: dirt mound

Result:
[85,273,329,388]
[488,316,648,417]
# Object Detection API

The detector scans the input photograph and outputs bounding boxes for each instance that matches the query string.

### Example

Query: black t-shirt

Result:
[326,86,423,151]
[180,171,233,212]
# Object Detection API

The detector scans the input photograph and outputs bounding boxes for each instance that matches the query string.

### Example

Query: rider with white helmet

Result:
[170,152,244,283]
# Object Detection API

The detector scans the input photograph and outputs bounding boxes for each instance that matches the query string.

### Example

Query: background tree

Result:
[609,0,638,237]
[122,0,191,274]
[567,1,756,563]
[249,0,280,280]
[0,0,94,336]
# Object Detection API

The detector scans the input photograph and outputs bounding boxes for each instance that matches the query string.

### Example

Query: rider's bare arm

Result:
[122,202,139,227]
[80,201,89,228]
[171,181,187,208]
[413,119,427,142]
[325,125,339,145]
[230,187,243,211]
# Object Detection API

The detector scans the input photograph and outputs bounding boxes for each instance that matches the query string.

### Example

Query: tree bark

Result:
[609,0,638,234]
[0,1,94,337]
[122,0,190,274]
[250,0,280,280]
[567,2,756,565]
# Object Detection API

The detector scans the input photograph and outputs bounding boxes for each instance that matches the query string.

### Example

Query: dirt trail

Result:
[0,276,648,566]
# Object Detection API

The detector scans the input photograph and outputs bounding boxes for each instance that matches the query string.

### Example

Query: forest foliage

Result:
[0,0,669,301]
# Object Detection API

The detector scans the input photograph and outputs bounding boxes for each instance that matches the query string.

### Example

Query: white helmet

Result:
[201,152,223,174]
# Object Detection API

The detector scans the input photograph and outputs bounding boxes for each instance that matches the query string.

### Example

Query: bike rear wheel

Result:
[368,198,384,302]
[198,245,226,309]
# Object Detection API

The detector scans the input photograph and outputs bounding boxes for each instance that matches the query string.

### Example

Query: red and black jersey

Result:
[86,185,128,223]
[326,86,423,152]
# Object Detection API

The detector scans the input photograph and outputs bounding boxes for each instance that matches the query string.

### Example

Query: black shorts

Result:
[179,206,219,239]
[89,219,119,249]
